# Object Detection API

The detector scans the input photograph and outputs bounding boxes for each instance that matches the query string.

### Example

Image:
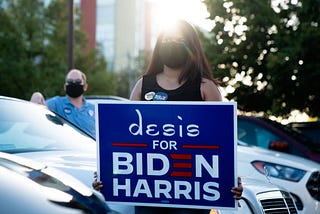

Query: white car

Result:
[0,96,310,213]
[0,152,113,214]
[213,177,298,214]
[238,141,320,214]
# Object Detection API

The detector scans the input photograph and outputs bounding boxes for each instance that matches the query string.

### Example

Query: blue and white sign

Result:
[96,101,237,210]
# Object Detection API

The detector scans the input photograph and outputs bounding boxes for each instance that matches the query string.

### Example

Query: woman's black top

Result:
[138,74,208,214]
[140,74,203,101]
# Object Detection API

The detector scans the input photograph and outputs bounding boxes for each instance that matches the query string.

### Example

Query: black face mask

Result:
[159,41,188,68]
[66,84,84,98]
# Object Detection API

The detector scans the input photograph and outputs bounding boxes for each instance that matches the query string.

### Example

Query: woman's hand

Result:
[231,177,243,199]
[231,177,243,207]
[92,171,103,191]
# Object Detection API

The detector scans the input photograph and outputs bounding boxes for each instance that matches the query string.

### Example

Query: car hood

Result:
[15,151,135,214]
[16,144,320,186]
[15,150,97,187]
[241,177,284,193]
[238,144,320,171]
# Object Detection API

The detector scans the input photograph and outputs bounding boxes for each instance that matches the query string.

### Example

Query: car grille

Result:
[289,192,303,210]
[258,191,297,214]
[306,171,320,201]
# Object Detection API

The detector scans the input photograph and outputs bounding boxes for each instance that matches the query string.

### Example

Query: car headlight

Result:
[251,161,306,182]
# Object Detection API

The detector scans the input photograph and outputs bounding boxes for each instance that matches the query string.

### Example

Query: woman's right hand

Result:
[92,171,103,191]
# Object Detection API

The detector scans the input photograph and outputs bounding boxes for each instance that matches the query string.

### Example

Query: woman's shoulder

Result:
[131,74,154,92]
[201,77,218,87]
[129,78,143,100]
[200,78,222,101]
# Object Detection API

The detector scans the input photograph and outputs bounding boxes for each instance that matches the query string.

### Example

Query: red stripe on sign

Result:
[182,145,220,149]
[170,154,192,160]
[173,162,192,168]
[170,171,192,177]
[112,142,148,147]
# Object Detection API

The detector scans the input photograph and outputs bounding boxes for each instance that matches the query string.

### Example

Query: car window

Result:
[238,120,279,148]
[289,122,320,144]
[0,99,95,153]
[301,128,320,144]
[264,118,320,150]
[238,117,310,158]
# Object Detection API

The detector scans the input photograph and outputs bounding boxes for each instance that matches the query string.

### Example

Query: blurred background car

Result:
[0,152,113,214]
[286,121,320,145]
[86,95,129,105]
[238,115,320,163]
[0,96,315,213]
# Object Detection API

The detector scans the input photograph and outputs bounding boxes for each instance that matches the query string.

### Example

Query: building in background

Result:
[79,0,154,72]
[79,0,96,53]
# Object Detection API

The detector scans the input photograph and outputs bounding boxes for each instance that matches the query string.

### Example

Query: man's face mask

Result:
[159,40,189,69]
[66,79,84,98]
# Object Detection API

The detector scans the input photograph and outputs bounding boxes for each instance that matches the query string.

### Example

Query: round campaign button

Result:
[153,92,168,101]
[144,91,155,101]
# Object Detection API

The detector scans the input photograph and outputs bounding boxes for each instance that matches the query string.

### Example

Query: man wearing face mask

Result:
[44,69,95,137]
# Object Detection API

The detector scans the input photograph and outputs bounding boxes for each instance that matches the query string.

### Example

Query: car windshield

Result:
[288,122,320,145]
[0,97,95,154]
[261,117,320,152]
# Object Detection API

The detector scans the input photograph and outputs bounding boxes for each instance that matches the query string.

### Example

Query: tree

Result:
[0,0,47,98]
[0,0,115,100]
[202,0,320,117]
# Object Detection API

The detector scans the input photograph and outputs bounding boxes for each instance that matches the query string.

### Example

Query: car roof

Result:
[86,95,129,101]
[287,121,320,128]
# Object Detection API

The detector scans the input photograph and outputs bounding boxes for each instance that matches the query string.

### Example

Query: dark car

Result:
[0,152,113,214]
[238,115,320,163]
[287,121,320,145]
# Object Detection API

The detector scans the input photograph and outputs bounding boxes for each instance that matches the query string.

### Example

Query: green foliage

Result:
[202,0,320,117]
[0,0,114,100]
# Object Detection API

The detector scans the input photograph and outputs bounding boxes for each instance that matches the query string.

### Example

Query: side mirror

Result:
[269,140,289,153]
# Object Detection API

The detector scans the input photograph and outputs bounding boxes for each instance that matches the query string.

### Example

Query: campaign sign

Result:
[96,101,237,210]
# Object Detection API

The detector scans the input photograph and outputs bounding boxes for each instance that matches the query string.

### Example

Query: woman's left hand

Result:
[231,177,243,207]
[231,177,243,199]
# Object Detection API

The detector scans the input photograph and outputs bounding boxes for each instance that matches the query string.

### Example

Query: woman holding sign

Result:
[93,19,242,214]
[128,20,243,214]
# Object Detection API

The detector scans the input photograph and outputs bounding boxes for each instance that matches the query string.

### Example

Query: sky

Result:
[148,0,214,31]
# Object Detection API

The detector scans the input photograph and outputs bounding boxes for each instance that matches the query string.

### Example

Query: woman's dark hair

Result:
[144,20,219,85]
